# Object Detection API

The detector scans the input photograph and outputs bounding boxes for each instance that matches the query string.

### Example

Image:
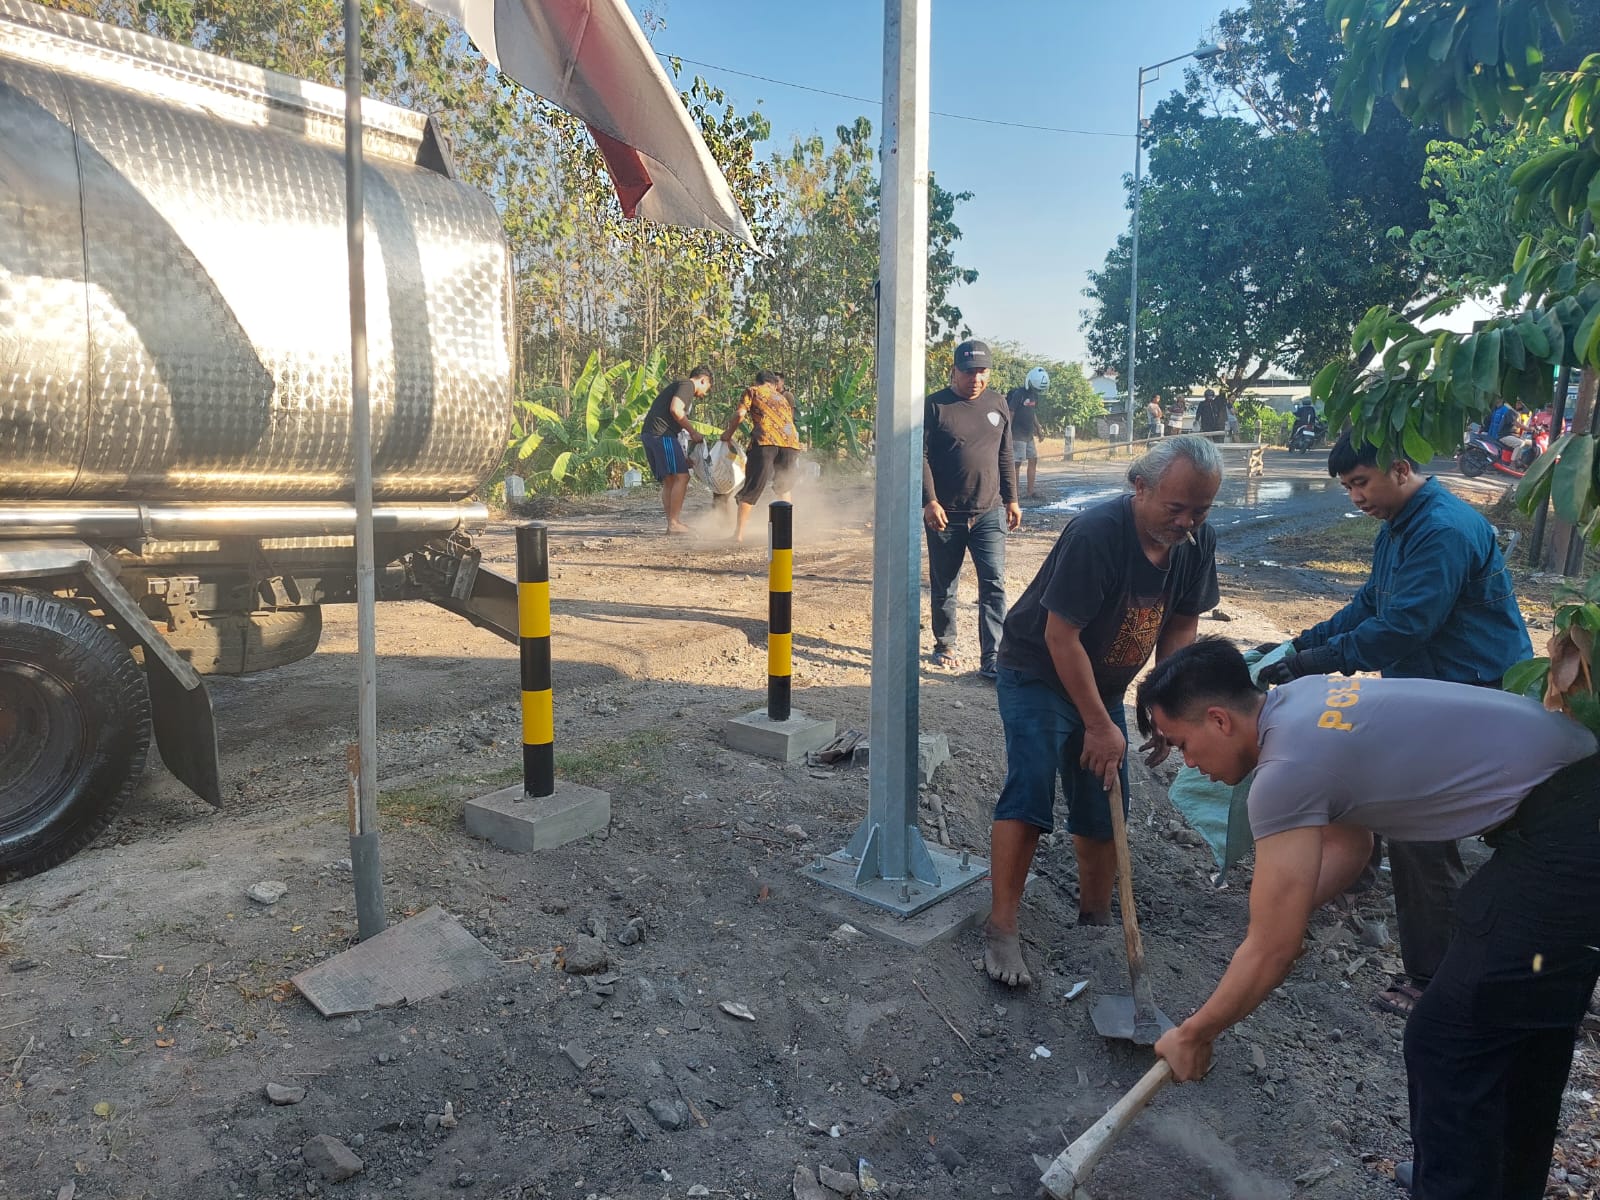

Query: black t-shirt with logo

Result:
[1007,387,1041,439]
[998,495,1219,702]
[921,387,1017,515]
[642,380,697,440]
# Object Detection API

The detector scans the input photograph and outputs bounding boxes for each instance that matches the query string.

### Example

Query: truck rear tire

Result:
[0,588,151,881]
[161,607,322,675]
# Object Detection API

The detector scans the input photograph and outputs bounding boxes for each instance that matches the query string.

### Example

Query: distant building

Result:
[1089,370,1120,404]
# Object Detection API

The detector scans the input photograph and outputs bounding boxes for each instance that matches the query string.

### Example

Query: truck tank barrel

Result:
[0,0,515,506]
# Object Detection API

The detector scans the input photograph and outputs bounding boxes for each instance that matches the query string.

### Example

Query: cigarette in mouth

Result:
[1184,530,1197,546]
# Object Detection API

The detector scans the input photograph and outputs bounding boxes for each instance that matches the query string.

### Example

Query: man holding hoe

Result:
[1139,638,1599,1200]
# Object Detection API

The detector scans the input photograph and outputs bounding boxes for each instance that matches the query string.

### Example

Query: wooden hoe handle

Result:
[1039,1059,1175,1198]
[1105,775,1145,977]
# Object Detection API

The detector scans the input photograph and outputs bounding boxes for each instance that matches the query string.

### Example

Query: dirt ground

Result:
[4,447,1599,1200]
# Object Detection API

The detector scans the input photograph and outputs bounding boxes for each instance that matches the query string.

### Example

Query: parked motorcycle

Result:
[1458,414,1550,479]
[1288,417,1327,454]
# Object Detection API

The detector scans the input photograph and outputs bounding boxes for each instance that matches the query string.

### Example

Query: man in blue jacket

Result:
[1260,432,1533,1020]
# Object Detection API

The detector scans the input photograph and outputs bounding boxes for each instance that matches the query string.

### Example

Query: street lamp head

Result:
[1194,43,1224,60]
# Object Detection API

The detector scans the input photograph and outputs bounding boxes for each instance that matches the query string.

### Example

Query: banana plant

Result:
[798,358,872,462]
[508,349,667,492]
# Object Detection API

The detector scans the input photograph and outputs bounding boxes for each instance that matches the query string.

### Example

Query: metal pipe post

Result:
[767,501,793,722]
[1124,67,1145,450]
[343,0,384,941]
[517,523,556,798]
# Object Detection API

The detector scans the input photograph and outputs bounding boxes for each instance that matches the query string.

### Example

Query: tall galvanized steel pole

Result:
[853,0,938,891]
[344,0,386,940]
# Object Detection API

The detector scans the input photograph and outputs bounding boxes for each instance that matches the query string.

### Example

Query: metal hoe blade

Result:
[1089,992,1174,1046]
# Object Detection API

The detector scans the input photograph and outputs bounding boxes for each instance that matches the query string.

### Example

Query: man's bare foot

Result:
[667,522,691,535]
[983,922,1032,988]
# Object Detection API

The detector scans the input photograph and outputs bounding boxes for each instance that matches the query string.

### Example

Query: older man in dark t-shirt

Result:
[982,435,1222,988]
[1136,642,1599,1200]
[922,340,1022,677]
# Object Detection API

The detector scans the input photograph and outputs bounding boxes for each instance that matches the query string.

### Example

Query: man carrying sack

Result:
[1137,639,1599,1200]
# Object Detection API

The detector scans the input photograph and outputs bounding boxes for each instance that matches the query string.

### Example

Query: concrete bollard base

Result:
[723,709,837,762]
[464,781,611,852]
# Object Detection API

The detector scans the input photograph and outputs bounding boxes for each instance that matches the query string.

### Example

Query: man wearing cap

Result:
[922,339,1022,678]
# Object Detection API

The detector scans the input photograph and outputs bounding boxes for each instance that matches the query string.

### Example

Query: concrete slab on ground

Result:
[292,905,498,1017]
[465,781,611,852]
[723,709,837,762]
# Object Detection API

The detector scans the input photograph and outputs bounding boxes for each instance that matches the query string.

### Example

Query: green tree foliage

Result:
[1315,0,1600,462]
[1316,0,1600,722]
[1410,126,1581,297]
[740,118,978,402]
[1082,0,1433,404]
[1084,111,1368,399]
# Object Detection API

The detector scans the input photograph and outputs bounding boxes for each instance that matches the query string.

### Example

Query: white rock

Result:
[247,880,288,905]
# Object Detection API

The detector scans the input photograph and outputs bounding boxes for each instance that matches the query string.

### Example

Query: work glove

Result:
[1250,641,1287,657]
[1257,643,1341,686]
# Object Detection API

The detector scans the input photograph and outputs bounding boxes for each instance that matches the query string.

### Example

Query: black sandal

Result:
[1371,980,1424,1017]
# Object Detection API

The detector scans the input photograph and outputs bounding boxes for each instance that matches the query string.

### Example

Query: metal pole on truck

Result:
[343,0,386,940]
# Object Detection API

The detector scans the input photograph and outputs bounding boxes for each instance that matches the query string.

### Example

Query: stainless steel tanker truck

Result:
[0,0,522,879]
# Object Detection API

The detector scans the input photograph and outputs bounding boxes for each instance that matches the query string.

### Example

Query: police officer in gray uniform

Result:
[1137,639,1600,1200]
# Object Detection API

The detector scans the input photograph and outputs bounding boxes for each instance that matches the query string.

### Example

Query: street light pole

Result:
[1125,44,1221,449]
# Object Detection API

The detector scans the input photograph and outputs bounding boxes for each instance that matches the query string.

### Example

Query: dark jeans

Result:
[925,507,1006,667]
[1389,838,1467,984]
[992,668,1130,838]
[1404,753,1600,1199]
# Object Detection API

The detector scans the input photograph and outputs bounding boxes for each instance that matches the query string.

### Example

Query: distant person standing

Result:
[923,339,1022,679]
[1146,396,1163,439]
[1224,396,1240,442]
[1164,394,1187,437]
[1007,367,1049,499]
[722,370,801,544]
[641,366,711,534]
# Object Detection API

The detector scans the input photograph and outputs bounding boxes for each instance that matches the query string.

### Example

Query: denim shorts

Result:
[993,667,1130,839]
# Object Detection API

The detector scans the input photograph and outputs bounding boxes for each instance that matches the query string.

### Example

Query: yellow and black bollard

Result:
[767,501,793,722]
[517,522,555,798]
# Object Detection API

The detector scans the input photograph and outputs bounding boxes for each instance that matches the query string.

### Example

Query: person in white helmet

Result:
[1007,367,1050,498]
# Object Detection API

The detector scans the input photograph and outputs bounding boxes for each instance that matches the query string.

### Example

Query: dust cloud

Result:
[1148,1114,1293,1200]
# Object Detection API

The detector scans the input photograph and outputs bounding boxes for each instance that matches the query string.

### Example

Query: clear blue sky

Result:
[631,0,1229,370]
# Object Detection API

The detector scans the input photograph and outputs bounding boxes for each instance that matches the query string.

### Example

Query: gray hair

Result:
[1127,434,1224,488]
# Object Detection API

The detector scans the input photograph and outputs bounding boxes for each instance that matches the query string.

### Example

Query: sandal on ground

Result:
[928,649,964,670]
[1371,980,1424,1017]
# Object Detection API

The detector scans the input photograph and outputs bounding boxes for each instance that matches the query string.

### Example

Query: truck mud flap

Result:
[145,650,223,807]
[80,553,223,807]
